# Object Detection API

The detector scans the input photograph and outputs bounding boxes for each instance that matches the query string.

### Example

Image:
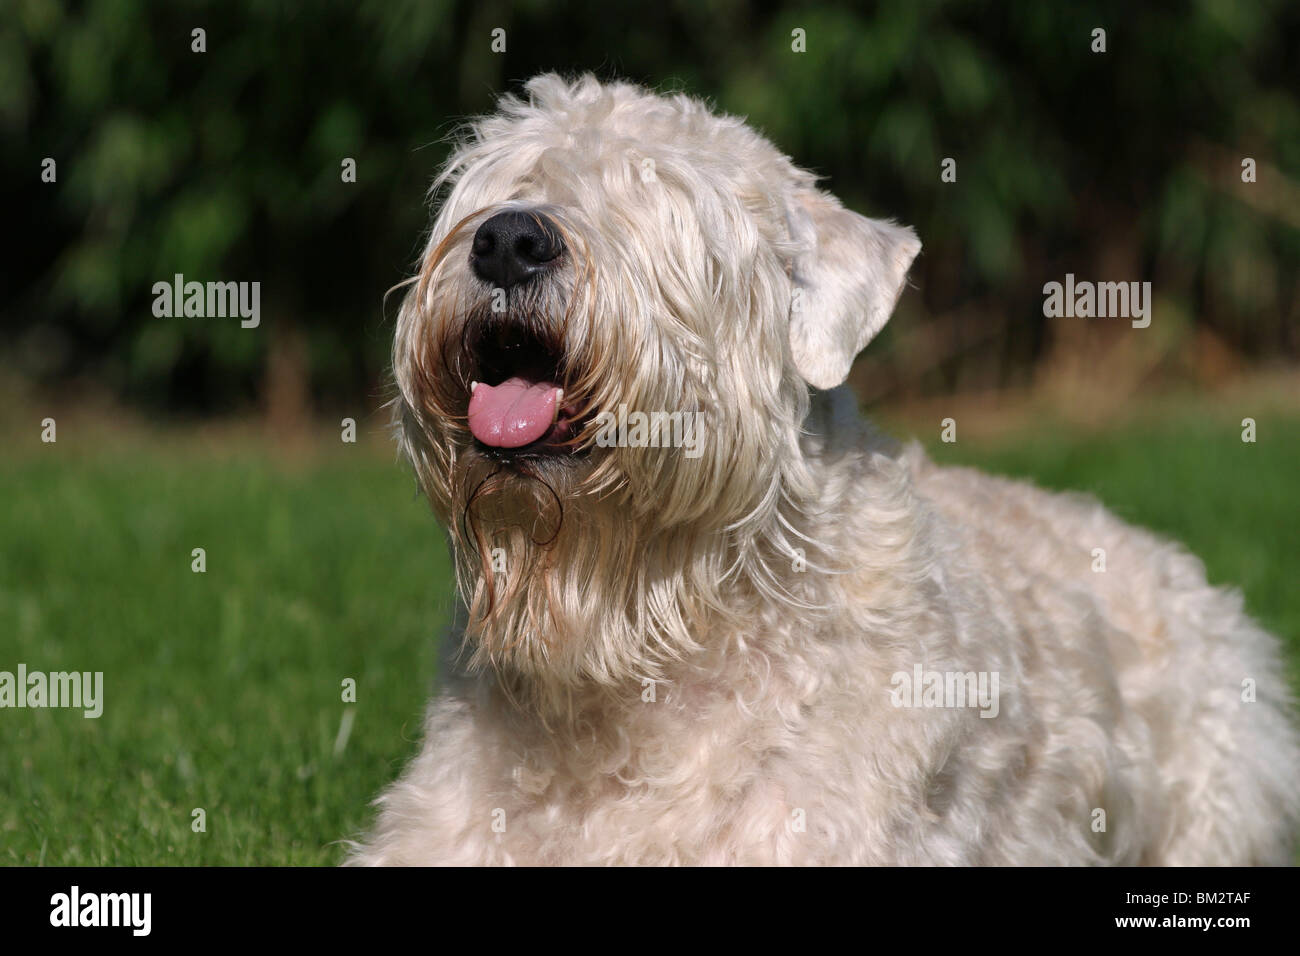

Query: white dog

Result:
[349,74,1299,865]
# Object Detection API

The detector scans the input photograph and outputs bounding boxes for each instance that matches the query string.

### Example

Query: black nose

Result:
[470,211,564,289]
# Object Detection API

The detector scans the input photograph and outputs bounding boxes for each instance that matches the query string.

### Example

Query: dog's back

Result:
[913,454,1300,864]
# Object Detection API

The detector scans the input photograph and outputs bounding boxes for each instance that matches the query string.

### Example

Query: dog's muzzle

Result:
[461,214,584,456]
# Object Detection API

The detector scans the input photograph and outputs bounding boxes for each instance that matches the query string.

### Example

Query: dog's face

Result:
[394,74,919,690]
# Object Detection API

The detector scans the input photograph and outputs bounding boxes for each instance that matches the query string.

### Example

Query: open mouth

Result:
[465,323,585,458]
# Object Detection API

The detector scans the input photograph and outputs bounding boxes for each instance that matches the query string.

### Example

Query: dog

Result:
[348,74,1299,865]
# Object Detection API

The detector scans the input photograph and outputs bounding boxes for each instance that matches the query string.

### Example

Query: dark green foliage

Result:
[5,1,1299,412]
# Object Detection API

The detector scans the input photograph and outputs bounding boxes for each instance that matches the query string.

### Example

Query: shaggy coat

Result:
[349,75,1299,865]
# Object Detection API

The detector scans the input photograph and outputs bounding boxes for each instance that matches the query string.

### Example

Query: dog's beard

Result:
[397,303,720,704]
[421,351,696,699]
[393,249,659,696]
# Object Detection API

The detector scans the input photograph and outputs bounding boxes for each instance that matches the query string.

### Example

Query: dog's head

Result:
[394,74,919,692]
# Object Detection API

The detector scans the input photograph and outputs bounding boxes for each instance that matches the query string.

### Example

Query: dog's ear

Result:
[785,189,920,389]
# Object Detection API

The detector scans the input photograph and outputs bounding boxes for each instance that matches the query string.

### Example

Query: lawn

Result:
[1,408,1296,865]
[1,435,451,865]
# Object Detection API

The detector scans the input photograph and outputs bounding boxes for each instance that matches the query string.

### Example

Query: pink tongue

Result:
[467,377,560,448]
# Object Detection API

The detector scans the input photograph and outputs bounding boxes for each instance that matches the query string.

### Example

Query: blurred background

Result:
[2,0,1298,864]
[5,0,1300,422]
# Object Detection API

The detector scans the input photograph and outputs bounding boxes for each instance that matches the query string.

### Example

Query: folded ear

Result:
[786,189,920,389]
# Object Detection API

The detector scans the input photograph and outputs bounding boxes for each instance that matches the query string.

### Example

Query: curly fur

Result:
[348,74,1300,865]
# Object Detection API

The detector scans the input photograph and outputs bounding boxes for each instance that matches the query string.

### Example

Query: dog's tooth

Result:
[552,388,563,422]
[470,380,479,393]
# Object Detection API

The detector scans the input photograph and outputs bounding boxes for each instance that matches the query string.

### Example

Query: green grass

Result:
[1,441,451,864]
[1,410,1296,864]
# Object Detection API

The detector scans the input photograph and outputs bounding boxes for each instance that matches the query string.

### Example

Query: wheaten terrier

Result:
[349,74,1299,865]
